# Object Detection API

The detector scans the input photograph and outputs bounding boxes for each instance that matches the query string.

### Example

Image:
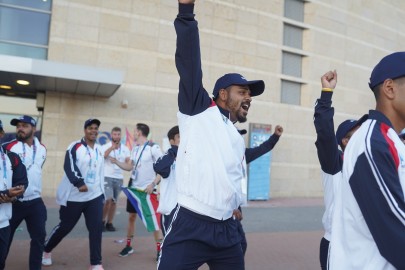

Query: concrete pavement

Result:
[6,197,324,270]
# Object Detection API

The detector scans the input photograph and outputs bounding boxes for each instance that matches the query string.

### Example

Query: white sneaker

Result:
[42,252,52,266]
[89,265,104,270]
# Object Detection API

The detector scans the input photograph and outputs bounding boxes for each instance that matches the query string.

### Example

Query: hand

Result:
[112,141,120,150]
[8,185,25,197]
[109,157,117,164]
[274,125,283,136]
[78,185,88,192]
[125,157,131,163]
[0,193,13,203]
[321,70,337,89]
[144,183,155,194]
[233,209,243,221]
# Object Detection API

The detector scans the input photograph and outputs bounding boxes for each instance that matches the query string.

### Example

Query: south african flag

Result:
[122,187,161,232]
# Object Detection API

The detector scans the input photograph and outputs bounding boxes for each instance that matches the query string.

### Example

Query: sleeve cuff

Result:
[74,180,85,188]
[320,90,333,99]
[179,3,194,14]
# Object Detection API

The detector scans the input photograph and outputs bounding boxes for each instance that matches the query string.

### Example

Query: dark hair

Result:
[167,125,179,141]
[372,84,381,99]
[111,127,121,133]
[136,123,149,137]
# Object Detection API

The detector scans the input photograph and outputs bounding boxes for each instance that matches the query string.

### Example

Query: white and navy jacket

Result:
[314,91,343,241]
[175,4,246,220]
[56,139,104,206]
[153,145,178,215]
[0,149,28,228]
[329,110,405,270]
[3,137,46,201]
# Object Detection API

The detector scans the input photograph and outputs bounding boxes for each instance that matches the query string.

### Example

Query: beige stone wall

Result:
[41,0,405,198]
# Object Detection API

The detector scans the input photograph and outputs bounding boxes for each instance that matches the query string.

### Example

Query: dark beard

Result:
[236,112,247,123]
[16,130,33,141]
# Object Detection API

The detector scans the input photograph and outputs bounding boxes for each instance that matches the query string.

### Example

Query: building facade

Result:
[1,0,404,198]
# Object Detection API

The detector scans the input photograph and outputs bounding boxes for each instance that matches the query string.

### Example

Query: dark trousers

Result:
[237,219,247,256]
[158,206,244,270]
[319,237,329,270]
[160,207,176,237]
[44,195,103,266]
[0,226,10,270]
[7,198,47,270]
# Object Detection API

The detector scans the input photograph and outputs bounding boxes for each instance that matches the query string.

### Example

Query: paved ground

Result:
[6,197,325,270]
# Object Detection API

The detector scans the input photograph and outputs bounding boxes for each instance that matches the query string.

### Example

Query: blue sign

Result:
[248,123,272,200]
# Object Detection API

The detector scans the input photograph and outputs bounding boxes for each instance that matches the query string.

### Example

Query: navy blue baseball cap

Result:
[212,73,265,99]
[84,118,100,129]
[10,115,37,127]
[369,51,405,90]
[336,114,368,147]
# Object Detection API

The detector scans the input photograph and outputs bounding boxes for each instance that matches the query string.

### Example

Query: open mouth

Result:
[241,103,250,112]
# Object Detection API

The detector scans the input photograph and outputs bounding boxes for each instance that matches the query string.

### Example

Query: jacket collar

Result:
[368,110,393,128]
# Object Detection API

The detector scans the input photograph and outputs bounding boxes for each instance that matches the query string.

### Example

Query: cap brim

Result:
[10,119,21,126]
[245,80,265,97]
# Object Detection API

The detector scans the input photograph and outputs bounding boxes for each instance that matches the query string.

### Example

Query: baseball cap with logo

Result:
[84,118,101,129]
[369,51,405,90]
[10,115,37,127]
[212,73,265,99]
[336,114,368,147]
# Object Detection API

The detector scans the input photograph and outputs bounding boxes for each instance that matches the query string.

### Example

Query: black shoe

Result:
[106,223,116,231]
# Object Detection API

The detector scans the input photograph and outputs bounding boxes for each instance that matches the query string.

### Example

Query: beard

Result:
[236,110,248,123]
[16,129,33,141]
[226,97,249,123]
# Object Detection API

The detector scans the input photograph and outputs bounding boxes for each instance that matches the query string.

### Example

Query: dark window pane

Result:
[0,42,47,59]
[282,51,302,77]
[0,6,50,45]
[283,24,303,49]
[0,0,52,11]
[284,0,304,22]
[281,80,301,105]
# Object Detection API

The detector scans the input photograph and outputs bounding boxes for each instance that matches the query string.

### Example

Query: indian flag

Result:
[122,187,161,232]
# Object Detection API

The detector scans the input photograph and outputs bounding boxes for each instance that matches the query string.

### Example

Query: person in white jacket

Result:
[42,119,105,270]
[3,115,46,270]
[0,119,28,270]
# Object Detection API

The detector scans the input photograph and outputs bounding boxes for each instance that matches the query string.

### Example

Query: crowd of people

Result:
[1,1,404,270]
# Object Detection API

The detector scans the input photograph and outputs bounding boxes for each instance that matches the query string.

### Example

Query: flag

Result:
[122,187,161,232]
[124,127,134,151]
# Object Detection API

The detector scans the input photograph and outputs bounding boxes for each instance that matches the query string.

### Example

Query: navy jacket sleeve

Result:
[175,3,212,116]
[63,144,85,188]
[349,129,405,269]
[245,134,280,164]
[314,91,342,174]
[153,145,178,178]
[5,152,28,198]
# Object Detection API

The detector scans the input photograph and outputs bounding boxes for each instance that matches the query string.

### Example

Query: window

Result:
[282,51,302,77]
[0,1,52,59]
[284,0,304,22]
[281,80,301,105]
[281,0,306,105]
[283,24,303,49]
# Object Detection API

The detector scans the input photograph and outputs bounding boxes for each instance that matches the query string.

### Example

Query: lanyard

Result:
[133,141,148,171]
[22,140,36,170]
[0,147,7,180]
[85,145,99,169]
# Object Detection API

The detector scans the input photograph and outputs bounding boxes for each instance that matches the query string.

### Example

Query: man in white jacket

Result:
[42,119,105,270]
[0,119,28,270]
[3,115,46,270]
